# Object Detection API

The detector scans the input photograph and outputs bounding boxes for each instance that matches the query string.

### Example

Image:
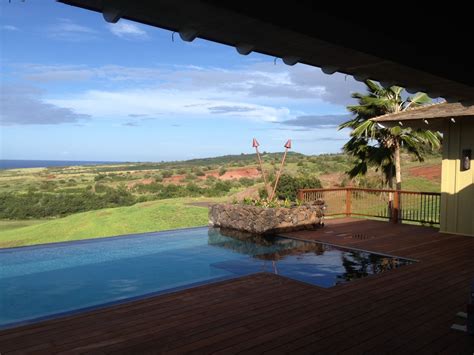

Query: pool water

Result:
[0,227,414,328]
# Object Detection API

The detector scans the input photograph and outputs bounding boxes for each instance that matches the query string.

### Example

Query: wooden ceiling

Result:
[58,0,474,103]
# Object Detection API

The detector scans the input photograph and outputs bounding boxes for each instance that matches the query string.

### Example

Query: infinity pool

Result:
[0,227,414,328]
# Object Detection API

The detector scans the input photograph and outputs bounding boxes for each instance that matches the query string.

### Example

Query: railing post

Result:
[392,190,400,223]
[297,190,304,202]
[345,188,352,217]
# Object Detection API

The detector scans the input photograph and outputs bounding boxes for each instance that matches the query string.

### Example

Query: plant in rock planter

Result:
[241,197,293,208]
[208,138,326,235]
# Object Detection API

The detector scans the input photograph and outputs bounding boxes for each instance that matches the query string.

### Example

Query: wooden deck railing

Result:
[298,187,441,225]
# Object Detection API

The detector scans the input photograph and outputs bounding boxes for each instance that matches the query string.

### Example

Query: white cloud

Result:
[107,22,148,39]
[0,85,90,125]
[13,61,365,126]
[18,62,364,106]
[2,25,19,31]
[47,88,289,123]
[23,66,95,82]
[19,64,162,82]
[278,114,349,129]
[47,19,97,41]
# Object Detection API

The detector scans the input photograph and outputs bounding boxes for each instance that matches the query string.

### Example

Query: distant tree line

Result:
[0,187,135,219]
[0,180,237,219]
[133,180,234,199]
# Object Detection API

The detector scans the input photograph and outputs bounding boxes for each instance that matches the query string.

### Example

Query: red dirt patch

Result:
[127,178,155,189]
[408,164,441,181]
[207,167,260,181]
[162,167,261,185]
[163,175,185,184]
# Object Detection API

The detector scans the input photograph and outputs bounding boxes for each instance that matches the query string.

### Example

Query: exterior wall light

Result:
[179,28,198,42]
[321,66,338,75]
[461,149,471,171]
[236,44,254,55]
[103,8,121,23]
[282,56,300,66]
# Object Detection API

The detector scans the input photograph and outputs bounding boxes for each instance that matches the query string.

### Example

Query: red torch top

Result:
[284,139,292,149]
[252,138,260,148]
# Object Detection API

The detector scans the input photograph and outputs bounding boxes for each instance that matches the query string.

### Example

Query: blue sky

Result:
[0,1,366,162]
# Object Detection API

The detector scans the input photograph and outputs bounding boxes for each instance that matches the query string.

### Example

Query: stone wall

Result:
[208,202,324,235]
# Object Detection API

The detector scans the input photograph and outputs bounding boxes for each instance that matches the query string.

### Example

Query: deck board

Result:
[1,218,473,354]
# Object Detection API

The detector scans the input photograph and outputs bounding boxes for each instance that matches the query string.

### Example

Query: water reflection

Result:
[208,228,414,287]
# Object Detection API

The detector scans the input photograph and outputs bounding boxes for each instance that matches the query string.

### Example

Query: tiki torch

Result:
[270,139,291,201]
[252,138,272,196]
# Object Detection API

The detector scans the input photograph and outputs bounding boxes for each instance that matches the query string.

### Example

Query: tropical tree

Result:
[339,80,442,190]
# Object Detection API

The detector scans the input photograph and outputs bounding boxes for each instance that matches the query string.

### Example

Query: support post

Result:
[345,188,352,216]
[392,190,400,223]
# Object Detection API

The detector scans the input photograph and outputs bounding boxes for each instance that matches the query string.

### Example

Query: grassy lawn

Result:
[402,176,440,192]
[0,197,218,249]
[0,219,46,231]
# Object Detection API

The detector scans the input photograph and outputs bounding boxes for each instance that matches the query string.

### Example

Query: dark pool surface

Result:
[0,227,414,328]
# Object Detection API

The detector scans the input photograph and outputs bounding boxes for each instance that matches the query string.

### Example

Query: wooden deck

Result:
[1,218,473,354]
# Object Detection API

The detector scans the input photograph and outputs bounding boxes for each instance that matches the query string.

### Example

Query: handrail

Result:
[299,187,441,196]
[298,187,440,225]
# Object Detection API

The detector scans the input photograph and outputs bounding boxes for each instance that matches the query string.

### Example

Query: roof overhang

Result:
[371,102,474,131]
[375,118,448,131]
[57,0,474,103]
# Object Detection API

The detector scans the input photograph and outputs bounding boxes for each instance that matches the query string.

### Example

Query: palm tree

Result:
[339,80,442,190]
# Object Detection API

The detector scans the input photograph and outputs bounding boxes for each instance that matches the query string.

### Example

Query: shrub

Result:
[218,167,227,176]
[214,180,232,193]
[185,173,196,181]
[135,182,164,194]
[204,175,216,186]
[40,181,56,192]
[186,183,203,196]
[94,183,108,193]
[239,177,254,187]
[259,174,322,201]
[161,170,173,178]
[203,180,232,197]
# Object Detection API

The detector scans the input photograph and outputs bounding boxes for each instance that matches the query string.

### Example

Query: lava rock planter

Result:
[208,200,325,235]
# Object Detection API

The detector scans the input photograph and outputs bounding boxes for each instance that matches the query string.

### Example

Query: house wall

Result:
[440,117,474,236]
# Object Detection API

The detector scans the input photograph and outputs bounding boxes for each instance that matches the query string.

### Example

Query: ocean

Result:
[0,160,119,170]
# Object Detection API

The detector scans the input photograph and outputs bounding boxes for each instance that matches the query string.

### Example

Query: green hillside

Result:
[0,151,442,249]
[0,197,212,248]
